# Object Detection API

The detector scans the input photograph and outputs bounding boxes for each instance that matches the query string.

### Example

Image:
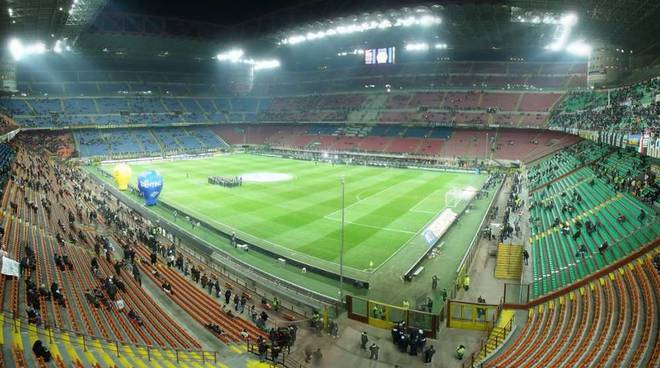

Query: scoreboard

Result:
[364,47,396,65]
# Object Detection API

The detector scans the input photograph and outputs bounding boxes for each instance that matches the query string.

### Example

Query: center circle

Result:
[240,172,293,183]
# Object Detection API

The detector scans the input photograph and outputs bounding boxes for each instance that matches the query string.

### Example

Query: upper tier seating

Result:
[526,141,659,298]
[0,59,590,129]
[550,77,660,131]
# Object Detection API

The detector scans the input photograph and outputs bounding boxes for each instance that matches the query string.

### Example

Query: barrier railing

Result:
[452,176,505,299]
[0,309,218,364]
[88,166,340,312]
[346,295,440,338]
[246,340,308,368]
[462,311,516,368]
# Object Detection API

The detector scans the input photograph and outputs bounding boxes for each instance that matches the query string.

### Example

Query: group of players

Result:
[208,176,243,187]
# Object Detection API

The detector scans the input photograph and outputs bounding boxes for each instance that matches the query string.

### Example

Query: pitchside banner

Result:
[137,171,164,206]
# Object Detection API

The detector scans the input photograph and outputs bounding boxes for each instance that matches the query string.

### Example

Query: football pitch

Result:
[108,154,485,272]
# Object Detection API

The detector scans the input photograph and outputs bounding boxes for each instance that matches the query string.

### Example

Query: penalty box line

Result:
[323,216,416,235]
[324,185,401,219]
[409,188,447,214]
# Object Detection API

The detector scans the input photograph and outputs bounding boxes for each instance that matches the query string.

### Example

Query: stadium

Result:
[0,0,658,367]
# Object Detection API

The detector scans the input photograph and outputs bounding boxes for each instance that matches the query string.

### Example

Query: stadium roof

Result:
[3,1,660,61]
[2,0,107,44]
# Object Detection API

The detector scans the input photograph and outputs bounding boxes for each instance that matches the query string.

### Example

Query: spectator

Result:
[456,344,466,360]
[424,345,436,363]
[32,340,52,362]
[369,343,379,360]
[128,309,144,327]
[162,280,173,294]
[240,328,249,341]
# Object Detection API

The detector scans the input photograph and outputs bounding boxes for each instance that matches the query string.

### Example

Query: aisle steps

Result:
[495,244,523,280]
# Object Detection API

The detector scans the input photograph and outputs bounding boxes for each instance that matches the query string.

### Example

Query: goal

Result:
[445,187,479,208]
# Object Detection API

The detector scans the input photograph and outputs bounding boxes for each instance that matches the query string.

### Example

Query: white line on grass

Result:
[322,217,416,235]
[168,204,367,274]
[325,185,400,219]
[409,188,445,214]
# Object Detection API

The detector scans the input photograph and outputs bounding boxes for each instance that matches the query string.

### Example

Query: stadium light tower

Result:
[339,175,345,303]
[566,40,592,56]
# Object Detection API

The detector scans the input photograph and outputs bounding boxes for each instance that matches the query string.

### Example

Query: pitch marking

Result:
[323,217,415,235]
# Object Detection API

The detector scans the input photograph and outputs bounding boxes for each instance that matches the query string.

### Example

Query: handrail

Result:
[0,309,218,364]
[464,308,516,368]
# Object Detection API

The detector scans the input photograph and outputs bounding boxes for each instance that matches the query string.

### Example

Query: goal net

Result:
[445,186,480,209]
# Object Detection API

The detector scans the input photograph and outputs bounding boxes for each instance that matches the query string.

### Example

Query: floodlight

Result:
[545,42,563,51]
[561,13,577,26]
[253,59,280,70]
[32,42,46,55]
[53,40,62,53]
[378,19,392,29]
[434,43,448,49]
[8,38,23,60]
[419,15,439,26]
[216,49,244,62]
[287,35,306,45]
[406,42,429,51]
[8,8,13,16]
[566,40,591,56]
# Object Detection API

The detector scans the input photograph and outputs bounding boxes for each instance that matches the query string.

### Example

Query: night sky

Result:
[102,0,427,25]
[105,0,331,24]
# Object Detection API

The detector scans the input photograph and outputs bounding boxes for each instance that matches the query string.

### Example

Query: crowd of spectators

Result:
[591,150,659,203]
[550,78,660,131]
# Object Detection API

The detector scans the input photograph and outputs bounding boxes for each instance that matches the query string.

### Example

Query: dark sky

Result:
[103,0,429,26]
[105,0,328,25]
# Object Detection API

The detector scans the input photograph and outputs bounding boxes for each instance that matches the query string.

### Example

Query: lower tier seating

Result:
[74,126,229,158]
[212,124,577,164]
[486,251,659,368]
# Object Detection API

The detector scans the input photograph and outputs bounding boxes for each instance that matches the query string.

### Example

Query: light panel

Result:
[280,10,441,46]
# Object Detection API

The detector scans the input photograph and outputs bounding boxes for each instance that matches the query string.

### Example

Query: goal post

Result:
[444,187,479,209]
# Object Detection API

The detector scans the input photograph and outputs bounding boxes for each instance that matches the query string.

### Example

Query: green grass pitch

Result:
[111,154,485,271]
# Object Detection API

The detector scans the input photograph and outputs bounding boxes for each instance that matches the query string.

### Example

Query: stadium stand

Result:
[527,141,659,298]
[3,2,660,367]
[1,149,201,351]
[485,250,659,368]
[212,124,579,163]
[74,126,229,158]
[550,77,660,131]
[0,142,289,367]
[0,60,588,131]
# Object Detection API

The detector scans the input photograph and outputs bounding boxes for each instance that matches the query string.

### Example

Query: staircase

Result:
[347,93,388,122]
[476,309,516,362]
[495,244,523,280]
[184,127,206,148]
[130,131,147,153]
[148,129,166,153]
